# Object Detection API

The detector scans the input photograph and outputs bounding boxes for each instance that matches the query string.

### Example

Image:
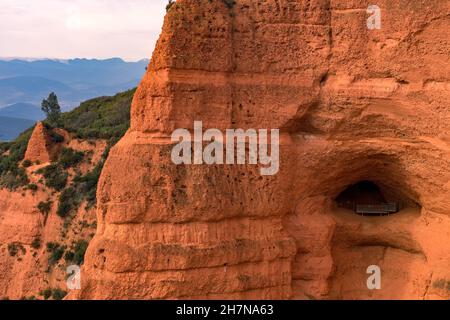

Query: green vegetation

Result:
[222,0,236,8]
[0,142,10,155]
[46,90,134,217]
[41,92,62,127]
[0,128,33,189]
[39,288,52,300]
[8,242,25,257]
[47,129,64,143]
[7,243,18,256]
[57,147,107,216]
[1,89,134,226]
[22,159,32,167]
[64,250,75,262]
[64,240,89,265]
[73,146,109,208]
[37,200,52,216]
[26,183,38,192]
[54,90,134,215]
[37,164,68,191]
[166,0,175,11]
[61,89,134,140]
[39,288,67,300]
[46,242,66,265]
[433,279,450,291]
[52,288,67,300]
[59,147,84,169]
[31,237,42,250]
[57,187,77,218]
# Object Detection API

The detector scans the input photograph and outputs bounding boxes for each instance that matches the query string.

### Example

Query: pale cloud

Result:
[0,0,167,61]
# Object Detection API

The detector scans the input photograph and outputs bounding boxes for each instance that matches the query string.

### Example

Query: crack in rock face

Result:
[71,0,450,300]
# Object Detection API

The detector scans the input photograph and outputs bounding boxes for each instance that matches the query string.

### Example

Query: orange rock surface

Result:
[71,0,450,300]
[23,122,53,164]
[4,0,447,300]
[0,131,104,299]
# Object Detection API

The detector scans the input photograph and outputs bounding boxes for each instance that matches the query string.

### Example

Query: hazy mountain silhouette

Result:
[0,58,148,110]
[0,76,71,106]
[0,116,35,141]
[0,103,45,121]
[0,58,148,141]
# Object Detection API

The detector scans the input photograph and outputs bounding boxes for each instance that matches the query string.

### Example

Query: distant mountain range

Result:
[0,58,148,109]
[0,58,148,141]
[0,102,45,121]
[0,116,35,141]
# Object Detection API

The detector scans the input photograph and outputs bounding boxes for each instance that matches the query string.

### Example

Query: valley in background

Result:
[0,58,147,141]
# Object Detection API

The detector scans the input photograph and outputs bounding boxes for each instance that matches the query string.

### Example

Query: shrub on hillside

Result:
[73,162,102,207]
[37,200,52,216]
[37,164,68,191]
[8,242,25,257]
[26,183,38,191]
[39,288,67,300]
[0,142,11,155]
[46,242,66,265]
[73,240,89,265]
[51,288,67,300]
[31,237,42,250]
[57,187,79,218]
[39,288,52,300]
[49,131,64,143]
[58,147,84,169]
[222,0,236,8]
[61,89,134,140]
[0,128,34,189]
[166,0,175,11]
[22,160,32,167]
[0,169,29,190]
[64,250,75,262]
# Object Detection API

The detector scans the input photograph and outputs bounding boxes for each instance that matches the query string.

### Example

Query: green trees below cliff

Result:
[0,88,135,191]
[0,128,34,189]
[61,89,134,140]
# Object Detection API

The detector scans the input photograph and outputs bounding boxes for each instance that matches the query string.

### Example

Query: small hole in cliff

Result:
[335,180,418,216]
[320,73,329,86]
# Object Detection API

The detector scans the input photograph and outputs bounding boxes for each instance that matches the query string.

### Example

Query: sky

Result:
[0,0,167,61]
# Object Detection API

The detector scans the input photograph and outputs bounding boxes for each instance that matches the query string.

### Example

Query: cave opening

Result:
[335,180,401,216]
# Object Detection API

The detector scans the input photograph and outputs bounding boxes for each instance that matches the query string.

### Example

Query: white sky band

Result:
[0,0,166,61]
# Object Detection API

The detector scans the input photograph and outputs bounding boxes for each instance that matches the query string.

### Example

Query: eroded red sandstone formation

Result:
[72,0,450,299]
[23,122,53,164]
[0,124,104,299]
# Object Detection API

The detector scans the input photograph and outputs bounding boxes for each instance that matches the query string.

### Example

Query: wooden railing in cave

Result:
[355,203,399,216]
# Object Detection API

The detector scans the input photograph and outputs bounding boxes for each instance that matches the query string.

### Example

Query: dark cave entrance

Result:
[335,180,400,216]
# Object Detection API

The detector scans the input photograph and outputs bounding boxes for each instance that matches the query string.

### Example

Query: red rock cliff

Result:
[74,0,450,299]
[0,134,104,299]
[23,122,53,164]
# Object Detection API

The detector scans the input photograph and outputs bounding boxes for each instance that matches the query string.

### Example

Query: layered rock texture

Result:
[72,0,450,299]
